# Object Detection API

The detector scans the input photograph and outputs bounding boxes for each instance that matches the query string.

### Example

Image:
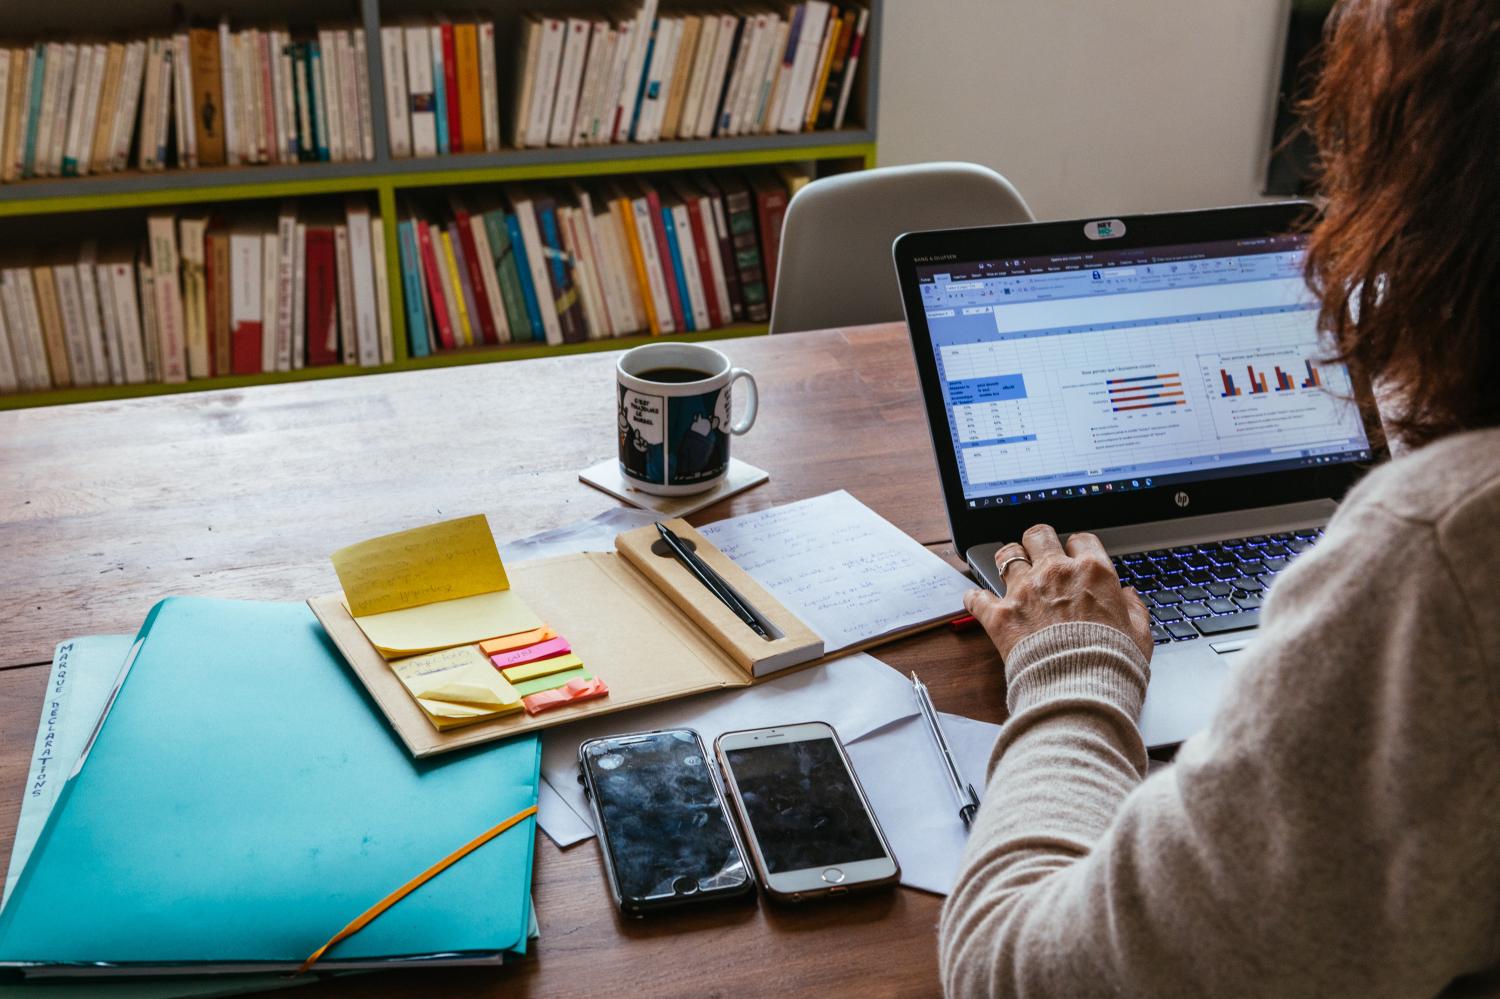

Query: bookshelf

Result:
[0,0,882,410]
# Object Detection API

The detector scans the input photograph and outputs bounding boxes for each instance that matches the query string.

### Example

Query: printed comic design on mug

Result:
[667,384,731,485]
[619,383,666,484]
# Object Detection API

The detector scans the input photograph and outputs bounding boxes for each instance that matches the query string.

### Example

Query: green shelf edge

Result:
[0,326,769,410]
[0,142,877,218]
[0,136,871,409]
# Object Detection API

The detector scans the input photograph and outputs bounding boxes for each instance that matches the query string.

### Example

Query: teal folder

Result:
[0,598,540,970]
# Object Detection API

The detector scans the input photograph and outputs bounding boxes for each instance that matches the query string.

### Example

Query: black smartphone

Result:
[578,728,755,915]
[716,721,900,903]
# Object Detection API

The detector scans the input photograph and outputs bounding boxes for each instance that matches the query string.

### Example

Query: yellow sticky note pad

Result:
[391,646,523,731]
[354,591,542,659]
[330,515,543,658]
[500,652,585,684]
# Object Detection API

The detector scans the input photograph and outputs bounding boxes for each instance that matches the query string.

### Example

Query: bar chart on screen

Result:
[1198,347,1354,442]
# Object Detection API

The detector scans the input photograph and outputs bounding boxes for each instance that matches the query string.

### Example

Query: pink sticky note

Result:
[522,677,609,716]
[488,637,571,671]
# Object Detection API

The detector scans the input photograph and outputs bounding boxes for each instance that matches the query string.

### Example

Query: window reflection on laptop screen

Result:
[914,235,1373,508]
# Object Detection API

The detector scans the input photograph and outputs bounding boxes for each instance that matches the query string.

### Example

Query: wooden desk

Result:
[0,324,1009,997]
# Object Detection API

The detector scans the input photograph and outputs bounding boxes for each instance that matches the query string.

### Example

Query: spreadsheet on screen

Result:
[915,236,1372,507]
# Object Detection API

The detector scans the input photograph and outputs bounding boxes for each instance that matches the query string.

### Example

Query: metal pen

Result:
[911,672,981,827]
[654,522,772,640]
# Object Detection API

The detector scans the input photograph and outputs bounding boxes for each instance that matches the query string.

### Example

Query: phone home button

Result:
[821,868,845,884]
[672,875,699,896]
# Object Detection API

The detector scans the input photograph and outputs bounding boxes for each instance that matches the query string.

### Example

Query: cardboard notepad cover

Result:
[311,547,763,758]
[310,519,950,759]
[0,598,540,969]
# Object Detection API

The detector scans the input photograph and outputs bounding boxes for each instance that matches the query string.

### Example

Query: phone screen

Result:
[584,730,749,903]
[723,737,887,873]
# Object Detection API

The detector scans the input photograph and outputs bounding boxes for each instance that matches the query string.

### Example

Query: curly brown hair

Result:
[1303,0,1500,446]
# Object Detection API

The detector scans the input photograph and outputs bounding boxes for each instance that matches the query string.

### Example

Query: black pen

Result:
[654,522,772,640]
[911,672,982,828]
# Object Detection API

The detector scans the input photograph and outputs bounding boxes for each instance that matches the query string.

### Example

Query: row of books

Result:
[0,200,392,394]
[380,17,503,158]
[0,19,376,182]
[0,0,869,182]
[397,167,807,352]
[503,1,869,151]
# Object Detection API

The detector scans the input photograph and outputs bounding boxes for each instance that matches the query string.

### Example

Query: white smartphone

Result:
[714,721,900,902]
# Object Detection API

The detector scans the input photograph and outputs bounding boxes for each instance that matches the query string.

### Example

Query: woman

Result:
[939,1,1500,996]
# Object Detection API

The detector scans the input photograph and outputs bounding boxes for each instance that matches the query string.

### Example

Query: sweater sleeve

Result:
[939,499,1500,999]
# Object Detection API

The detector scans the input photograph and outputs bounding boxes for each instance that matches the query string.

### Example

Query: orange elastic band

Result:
[296,803,539,975]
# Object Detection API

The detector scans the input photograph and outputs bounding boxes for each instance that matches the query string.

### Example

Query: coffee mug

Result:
[616,342,758,496]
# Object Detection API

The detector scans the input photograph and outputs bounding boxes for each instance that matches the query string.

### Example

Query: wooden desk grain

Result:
[0,325,1009,998]
[0,324,950,670]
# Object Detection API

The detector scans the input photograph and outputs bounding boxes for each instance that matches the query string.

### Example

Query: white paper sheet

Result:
[697,490,974,652]
[847,712,1000,895]
[536,652,1003,895]
[5,635,133,906]
[538,652,923,836]
[499,507,660,565]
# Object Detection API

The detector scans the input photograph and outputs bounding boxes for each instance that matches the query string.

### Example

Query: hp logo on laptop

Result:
[1084,219,1127,240]
[1174,491,1191,508]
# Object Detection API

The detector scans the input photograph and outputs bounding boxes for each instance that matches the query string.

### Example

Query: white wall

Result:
[876,0,1290,220]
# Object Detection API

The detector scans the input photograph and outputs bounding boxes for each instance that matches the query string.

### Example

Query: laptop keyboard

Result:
[1110,529,1323,644]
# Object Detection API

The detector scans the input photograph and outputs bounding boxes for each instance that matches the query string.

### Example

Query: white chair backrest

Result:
[769,162,1034,334]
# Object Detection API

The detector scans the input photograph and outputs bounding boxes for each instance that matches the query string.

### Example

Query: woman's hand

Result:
[964,524,1155,662]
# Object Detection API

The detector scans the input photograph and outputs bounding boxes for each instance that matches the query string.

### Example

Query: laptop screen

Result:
[914,233,1373,509]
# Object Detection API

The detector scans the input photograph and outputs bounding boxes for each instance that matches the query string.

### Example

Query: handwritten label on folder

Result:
[697,491,973,653]
[331,515,542,658]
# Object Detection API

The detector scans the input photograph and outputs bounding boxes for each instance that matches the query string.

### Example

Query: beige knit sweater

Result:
[939,428,1500,999]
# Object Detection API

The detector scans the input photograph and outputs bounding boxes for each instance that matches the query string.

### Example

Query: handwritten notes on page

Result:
[392,646,523,730]
[697,491,974,652]
[334,515,510,616]
[331,515,542,658]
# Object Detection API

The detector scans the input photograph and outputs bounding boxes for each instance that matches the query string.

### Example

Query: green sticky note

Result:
[511,666,592,697]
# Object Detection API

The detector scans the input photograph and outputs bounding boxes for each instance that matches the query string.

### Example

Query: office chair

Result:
[768,162,1034,334]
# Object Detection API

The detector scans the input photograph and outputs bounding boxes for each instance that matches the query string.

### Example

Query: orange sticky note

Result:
[522,677,609,715]
[479,627,557,655]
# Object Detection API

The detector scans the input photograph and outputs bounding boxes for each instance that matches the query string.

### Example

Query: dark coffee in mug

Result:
[635,367,713,384]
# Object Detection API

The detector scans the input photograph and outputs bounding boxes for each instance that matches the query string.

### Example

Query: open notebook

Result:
[311,491,974,757]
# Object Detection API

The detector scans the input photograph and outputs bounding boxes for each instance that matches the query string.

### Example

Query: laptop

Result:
[893,203,1384,747]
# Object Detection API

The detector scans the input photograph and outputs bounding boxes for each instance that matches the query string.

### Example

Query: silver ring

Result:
[998,555,1032,581]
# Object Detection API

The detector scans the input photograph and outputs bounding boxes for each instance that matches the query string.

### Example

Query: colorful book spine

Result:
[660,202,695,331]
[415,219,455,349]
[396,219,430,357]
[482,209,532,343]
[720,175,769,323]
[449,205,498,345]
[308,42,330,161]
[430,26,449,155]
[643,185,686,333]
[535,196,585,344]
[504,212,544,342]
[440,21,461,153]
[437,228,473,346]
